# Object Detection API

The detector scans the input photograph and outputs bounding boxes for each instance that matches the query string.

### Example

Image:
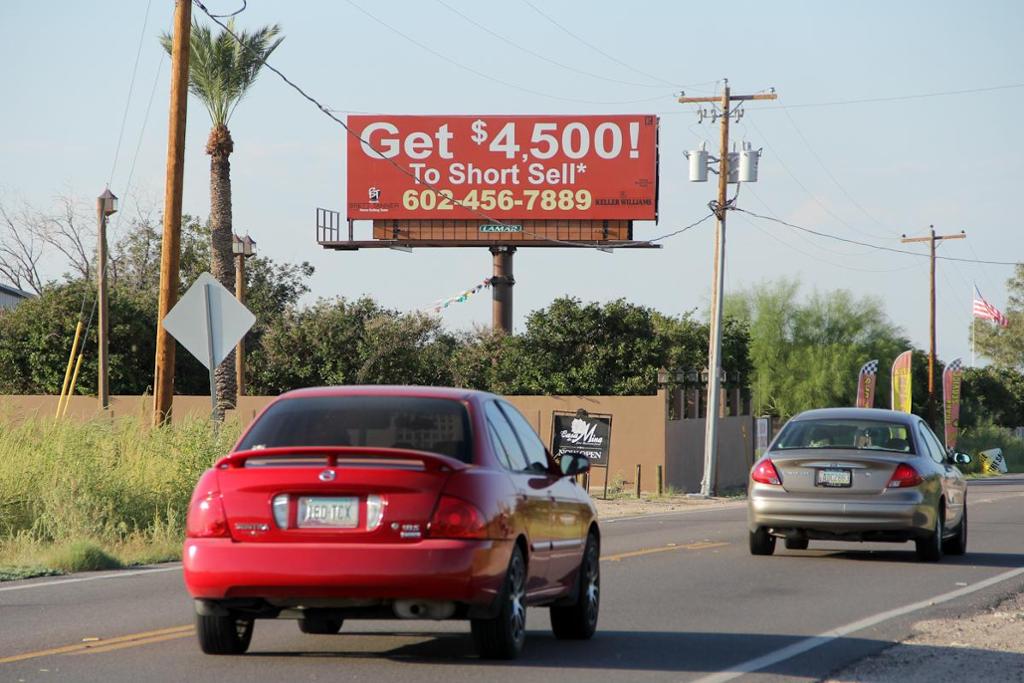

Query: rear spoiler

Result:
[216,446,469,473]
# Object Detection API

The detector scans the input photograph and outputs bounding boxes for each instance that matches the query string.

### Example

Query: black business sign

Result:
[551,412,612,467]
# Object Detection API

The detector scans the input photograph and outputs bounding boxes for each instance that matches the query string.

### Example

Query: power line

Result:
[778,101,897,238]
[433,0,672,89]
[736,208,1021,266]
[744,116,894,242]
[113,50,166,234]
[191,0,668,251]
[108,0,154,188]
[757,83,1024,110]
[341,0,673,105]
[654,82,1024,116]
[736,211,921,274]
[207,0,246,18]
[519,0,691,90]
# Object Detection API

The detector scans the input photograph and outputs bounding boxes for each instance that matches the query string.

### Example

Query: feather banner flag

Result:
[943,358,963,449]
[891,351,913,414]
[855,360,879,409]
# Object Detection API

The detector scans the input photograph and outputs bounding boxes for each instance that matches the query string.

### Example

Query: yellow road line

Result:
[67,630,194,656]
[1,540,728,664]
[0,625,193,664]
[602,541,729,562]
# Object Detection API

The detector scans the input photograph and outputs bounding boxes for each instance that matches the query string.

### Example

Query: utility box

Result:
[739,143,760,183]
[726,152,740,183]
[686,147,708,182]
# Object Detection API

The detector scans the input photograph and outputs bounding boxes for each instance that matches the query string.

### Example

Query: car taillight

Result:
[887,463,923,488]
[752,459,781,485]
[428,496,487,539]
[187,492,229,538]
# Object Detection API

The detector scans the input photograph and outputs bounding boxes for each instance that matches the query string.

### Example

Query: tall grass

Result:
[958,421,1024,474]
[0,416,241,574]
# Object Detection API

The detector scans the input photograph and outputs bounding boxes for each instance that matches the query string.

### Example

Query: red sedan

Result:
[183,386,600,659]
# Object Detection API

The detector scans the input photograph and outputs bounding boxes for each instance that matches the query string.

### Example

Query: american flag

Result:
[973,286,1009,327]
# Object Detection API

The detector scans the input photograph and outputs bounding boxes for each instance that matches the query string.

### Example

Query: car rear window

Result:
[237,396,473,463]
[773,418,915,454]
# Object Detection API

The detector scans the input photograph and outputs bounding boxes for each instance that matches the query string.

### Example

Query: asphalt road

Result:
[3,475,1023,682]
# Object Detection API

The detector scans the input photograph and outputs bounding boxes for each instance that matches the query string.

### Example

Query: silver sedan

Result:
[747,407,970,562]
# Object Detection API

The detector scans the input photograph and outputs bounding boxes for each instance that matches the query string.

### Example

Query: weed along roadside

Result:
[0,415,241,580]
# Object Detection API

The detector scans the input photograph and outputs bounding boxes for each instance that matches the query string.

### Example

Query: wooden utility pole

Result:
[153,0,191,425]
[900,226,966,424]
[678,81,776,496]
[96,190,117,409]
[235,253,246,396]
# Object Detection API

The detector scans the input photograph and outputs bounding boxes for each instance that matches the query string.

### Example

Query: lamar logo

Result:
[561,418,604,446]
[368,187,381,203]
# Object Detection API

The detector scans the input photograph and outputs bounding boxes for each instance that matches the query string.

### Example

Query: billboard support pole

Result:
[491,246,515,334]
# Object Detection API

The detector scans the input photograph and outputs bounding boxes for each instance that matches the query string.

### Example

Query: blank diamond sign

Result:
[162,272,255,410]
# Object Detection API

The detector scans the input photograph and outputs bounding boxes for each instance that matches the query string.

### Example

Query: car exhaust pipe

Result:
[393,600,456,620]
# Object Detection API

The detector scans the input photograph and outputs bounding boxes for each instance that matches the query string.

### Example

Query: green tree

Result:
[249,298,457,394]
[975,265,1024,371]
[0,281,208,395]
[960,366,1024,430]
[728,279,910,418]
[161,19,283,413]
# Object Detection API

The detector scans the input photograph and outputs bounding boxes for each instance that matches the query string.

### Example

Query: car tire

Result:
[749,527,776,556]
[298,616,344,634]
[550,532,600,640]
[784,538,809,551]
[195,614,254,655]
[471,545,527,660]
[943,505,967,556]
[916,508,944,563]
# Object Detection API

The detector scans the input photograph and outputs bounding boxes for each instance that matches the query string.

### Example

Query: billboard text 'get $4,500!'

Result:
[346,115,658,222]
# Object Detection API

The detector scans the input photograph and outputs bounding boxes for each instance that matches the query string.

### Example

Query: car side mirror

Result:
[952,451,972,466]
[560,453,590,477]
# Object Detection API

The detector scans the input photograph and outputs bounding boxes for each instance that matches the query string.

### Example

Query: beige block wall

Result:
[0,392,675,493]
[665,415,755,493]
[505,392,667,492]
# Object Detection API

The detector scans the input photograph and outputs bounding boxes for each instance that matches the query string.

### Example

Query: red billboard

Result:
[346,115,658,222]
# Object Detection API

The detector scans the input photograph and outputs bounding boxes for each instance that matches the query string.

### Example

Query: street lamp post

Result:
[232,234,256,396]
[97,188,118,409]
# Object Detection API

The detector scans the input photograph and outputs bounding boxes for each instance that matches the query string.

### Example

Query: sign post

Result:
[162,272,256,420]
[551,410,613,499]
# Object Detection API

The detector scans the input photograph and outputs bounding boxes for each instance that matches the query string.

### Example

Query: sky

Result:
[1,0,1022,370]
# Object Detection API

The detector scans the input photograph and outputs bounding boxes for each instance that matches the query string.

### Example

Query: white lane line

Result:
[691,565,1024,683]
[603,503,746,524]
[0,564,182,593]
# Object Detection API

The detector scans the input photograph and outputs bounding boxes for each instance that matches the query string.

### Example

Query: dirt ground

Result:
[826,589,1024,682]
[592,493,742,519]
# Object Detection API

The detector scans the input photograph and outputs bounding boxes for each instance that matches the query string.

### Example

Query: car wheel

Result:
[195,614,254,655]
[471,545,527,660]
[298,616,344,634]
[784,538,809,551]
[550,532,600,640]
[916,507,944,562]
[749,527,776,556]
[943,505,967,556]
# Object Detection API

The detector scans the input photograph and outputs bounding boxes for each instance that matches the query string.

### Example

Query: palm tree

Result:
[161,20,283,415]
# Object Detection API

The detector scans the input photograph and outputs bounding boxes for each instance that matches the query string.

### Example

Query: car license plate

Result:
[297,496,359,528]
[816,468,852,488]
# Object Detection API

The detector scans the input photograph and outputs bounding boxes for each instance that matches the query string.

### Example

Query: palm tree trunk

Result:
[208,124,237,417]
